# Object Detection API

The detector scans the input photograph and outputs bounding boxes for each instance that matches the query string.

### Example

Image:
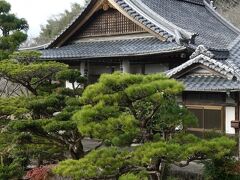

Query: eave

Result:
[41,36,186,60]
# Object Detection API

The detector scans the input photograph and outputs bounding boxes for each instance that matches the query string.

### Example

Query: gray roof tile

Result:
[179,75,240,91]
[114,0,175,42]
[167,45,240,92]
[226,35,240,76]
[41,37,185,60]
[41,0,239,53]
[141,0,239,49]
[167,45,236,80]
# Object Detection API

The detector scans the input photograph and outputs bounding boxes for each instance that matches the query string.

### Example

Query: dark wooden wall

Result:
[70,8,145,40]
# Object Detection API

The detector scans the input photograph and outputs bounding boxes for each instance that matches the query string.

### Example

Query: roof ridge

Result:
[48,0,177,48]
[19,43,50,51]
[176,0,205,6]
[112,0,175,41]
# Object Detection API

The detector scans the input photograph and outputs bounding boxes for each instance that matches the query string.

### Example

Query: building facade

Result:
[26,0,240,134]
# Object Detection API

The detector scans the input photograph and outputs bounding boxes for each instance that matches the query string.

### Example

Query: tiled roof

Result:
[209,49,229,60]
[167,45,240,92]
[179,75,240,91]
[113,0,175,42]
[47,0,239,50]
[141,0,239,49]
[226,35,240,76]
[41,37,185,60]
[47,0,177,48]
[167,46,235,80]
[181,0,205,6]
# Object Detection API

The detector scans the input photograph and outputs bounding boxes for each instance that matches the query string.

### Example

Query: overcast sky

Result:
[6,0,85,37]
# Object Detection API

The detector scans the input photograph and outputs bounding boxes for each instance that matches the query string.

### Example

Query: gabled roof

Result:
[167,45,240,92]
[110,0,195,43]
[47,0,178,48]
[46,0,239,50]
[167,45,235,80]
[141,0,240,49]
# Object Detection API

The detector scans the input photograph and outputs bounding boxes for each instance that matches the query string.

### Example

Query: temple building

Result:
[28,0,240,134]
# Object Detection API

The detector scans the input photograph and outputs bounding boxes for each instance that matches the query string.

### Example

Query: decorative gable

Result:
[48,0,177,48]
[183,66,214,76]
[72,8,146,39]
[167,45,236,80]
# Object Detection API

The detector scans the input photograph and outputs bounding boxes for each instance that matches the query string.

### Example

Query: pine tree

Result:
[0,0,28,60]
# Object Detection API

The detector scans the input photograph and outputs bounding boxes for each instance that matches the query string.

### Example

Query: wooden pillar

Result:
[80,61,89,84]
[122,60,130,73]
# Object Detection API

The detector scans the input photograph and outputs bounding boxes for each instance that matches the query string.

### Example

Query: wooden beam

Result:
[108,0,167,42]
[56,0,105,47]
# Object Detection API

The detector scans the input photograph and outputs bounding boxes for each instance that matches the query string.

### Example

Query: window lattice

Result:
[77,9,145,37]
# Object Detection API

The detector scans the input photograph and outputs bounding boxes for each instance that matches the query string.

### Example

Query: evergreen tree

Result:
[0,51,68,96]
[74,72,195,145]
[54,135,236,179]
[53,72,238,179]
[0,50,86,178]
[0,0,28,60]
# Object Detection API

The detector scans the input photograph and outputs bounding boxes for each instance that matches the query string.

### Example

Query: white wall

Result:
[66,81,81,90]
[225,107,236,134]
[122,60,130,73]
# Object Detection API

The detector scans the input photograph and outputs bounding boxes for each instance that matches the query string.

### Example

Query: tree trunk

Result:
[25,84,38,96]
[149,172,161,180]
[37,154,43,167]
[69,139,84,160]
[140,120,152,142]
[159,161,166,180]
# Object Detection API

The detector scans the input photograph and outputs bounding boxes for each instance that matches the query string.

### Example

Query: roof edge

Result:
[177,0,205,6]
[109,0,174,42]
[204,0,240,35]
[228,35,240,50]
[41,43,186,60]
[19,43,50,51]
[130,0,197,43]
[47,0,100,48]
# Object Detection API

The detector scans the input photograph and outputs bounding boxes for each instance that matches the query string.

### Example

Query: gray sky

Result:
[6,0,85,37]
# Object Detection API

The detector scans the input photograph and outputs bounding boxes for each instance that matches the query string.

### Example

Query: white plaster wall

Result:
[145,64,169,74]
[122,60,130,73]
[225,107,236,134]
[65,81,81,90]
[80,62,85,76]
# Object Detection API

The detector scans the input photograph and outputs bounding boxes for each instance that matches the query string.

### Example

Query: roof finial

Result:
[190,45,214,59]
[210,0,216,10]
[102,0,111,11]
